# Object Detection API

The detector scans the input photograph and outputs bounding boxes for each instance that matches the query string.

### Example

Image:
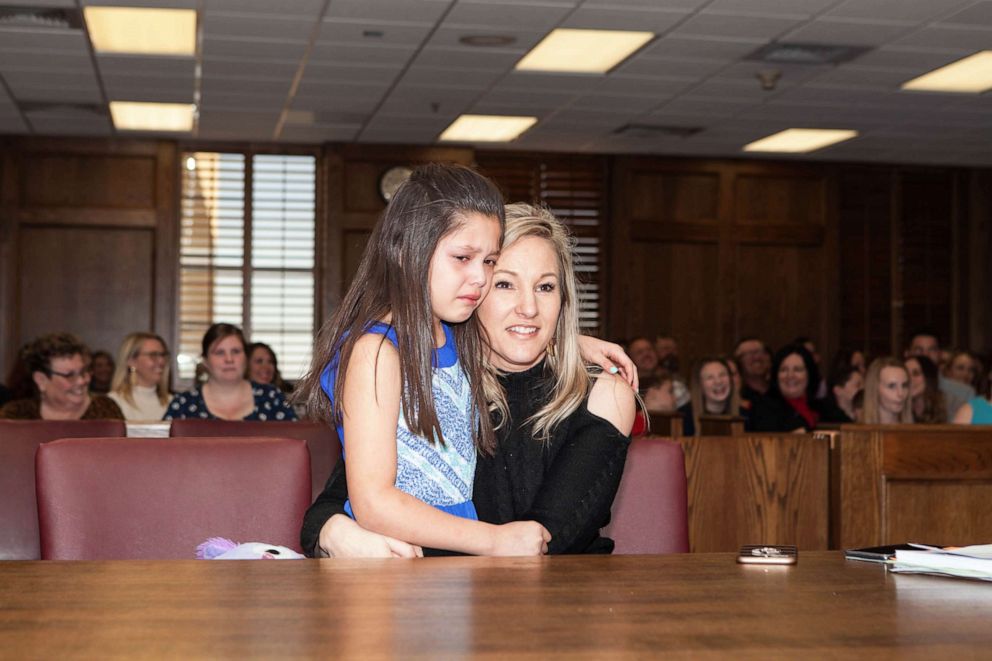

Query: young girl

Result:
[297,163,548,556]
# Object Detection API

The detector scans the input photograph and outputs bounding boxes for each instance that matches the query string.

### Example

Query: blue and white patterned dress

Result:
[320,322,478,520]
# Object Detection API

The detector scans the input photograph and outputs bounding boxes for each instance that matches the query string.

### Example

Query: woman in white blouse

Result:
[108,332,172,421]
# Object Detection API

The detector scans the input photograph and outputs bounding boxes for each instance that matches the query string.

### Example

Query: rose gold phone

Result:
[737,545,798,565]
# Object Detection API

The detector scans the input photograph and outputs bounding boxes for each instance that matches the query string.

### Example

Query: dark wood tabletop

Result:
[2,552,991,658]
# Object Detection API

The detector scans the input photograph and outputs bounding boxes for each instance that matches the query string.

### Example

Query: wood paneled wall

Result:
[609,158,839,365]
[0,138,177,376]
[1,135,988,380]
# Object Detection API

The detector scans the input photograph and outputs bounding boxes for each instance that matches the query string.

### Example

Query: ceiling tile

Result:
[203,13,317,40]
[319,19,434,47]
[616,56,729,79]
[500,71,601,93]
[0,29,89,54]
[443,2,572,31]
[562,6,690,31]
[892,26,992,52]
[301,62,399,85]
[400,66,503,89]
[781,17,914,46]
[0,51,92,72]
[704,0,838,16]
[97,55,196,78]
[29,116,111,135]
[325,0,450,24]
[936,1,992,27]
[203,36,309,60]
[412,46,523,70]
[279,123,362,142]
[376,85,481,116]
[571,92,667,113]
[201,77,291,96]
[426,26,547,51]
[671,12,804,40]
[310,43,418,66]
[825,0,974,23]
[641,35,767,60]
[206,0,325,15]
[199,90,286,111]
[202,58,300,79]
[8,83,102,104]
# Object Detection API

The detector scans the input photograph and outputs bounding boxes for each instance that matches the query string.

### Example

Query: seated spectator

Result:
[680,357,745,436]
[944,350,978,390]
[0,332,124,420]
[734,337,771,405]
[793,336,827,399]
[164,323,296,422]
[748,344,824,432]
[952,390,992,424]
[905,355,947,424]
[629,336,662,382]
[905,329,973,418]
[654,334,680,375]
[630,373,676,436]
[820,363,863,424]
[246,342,291,393]
[108,332,173,421]
[860,357,912,424]
[831,347,867,377]
[89,350,115,394]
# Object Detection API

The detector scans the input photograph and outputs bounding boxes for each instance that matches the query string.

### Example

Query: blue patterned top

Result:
[320,322,478,520]
[967,397,992,424]
[163,382,297,421]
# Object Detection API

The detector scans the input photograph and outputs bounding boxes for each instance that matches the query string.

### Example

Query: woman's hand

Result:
[318,514,423,558]
[489,521,551,556]
[578,335,638,391]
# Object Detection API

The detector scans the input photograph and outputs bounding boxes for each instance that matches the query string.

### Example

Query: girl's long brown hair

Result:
[295,163,505,453]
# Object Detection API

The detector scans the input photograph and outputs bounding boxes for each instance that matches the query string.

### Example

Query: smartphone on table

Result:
[737,545,798,565]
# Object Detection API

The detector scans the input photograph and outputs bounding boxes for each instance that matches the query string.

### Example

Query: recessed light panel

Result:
[901,51,992,93]
[85,7,196,56]
[515,28,653,74]
[110,101,195,132]
[439,114,537,142]
[743,129,858,153]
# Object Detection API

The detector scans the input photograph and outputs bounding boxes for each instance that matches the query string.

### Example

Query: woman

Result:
[246,342,291,393]
[905,355,947,424]
[164,323,296,421]
[300,203,636,557]
[860,357,912,424]
[679,357,742,436]
[108,332,172,421]
[89,350,115,395]
[747,344,824,432]
[819,364,863,424]
[0,332,124,420]
[944,350,978,390]
[831,348,866,377]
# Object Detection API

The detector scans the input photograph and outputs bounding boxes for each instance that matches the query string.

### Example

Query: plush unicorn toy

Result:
[196,537,305,560]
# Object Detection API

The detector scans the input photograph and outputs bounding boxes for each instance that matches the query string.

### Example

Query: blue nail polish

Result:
[609,366,619,374]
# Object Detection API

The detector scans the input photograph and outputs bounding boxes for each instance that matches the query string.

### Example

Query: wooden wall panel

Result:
[735,244,824,351]
[17,226,154,355]
[629,171,718,223]
[735,174,824,225]
[885,482,992,546]
[20,154,157,209]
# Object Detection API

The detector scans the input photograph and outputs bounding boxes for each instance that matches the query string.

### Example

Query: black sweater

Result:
[300,361,630,556]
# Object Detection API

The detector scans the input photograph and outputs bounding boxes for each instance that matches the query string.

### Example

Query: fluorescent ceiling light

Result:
[901,51,992,93]
[743,128,858,153]
[515,28,654,74]
[110,101,195,132]
[439,114,537,142]
[85,6,196,56]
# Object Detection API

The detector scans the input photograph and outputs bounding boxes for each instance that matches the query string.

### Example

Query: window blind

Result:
[476,153,607,335]
[177,151,316,384]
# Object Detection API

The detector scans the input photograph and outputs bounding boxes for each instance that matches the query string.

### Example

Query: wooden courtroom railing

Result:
[833,424,992,549]
[648,411,683,438]
[696,414,746,436]
[679,433,830,552]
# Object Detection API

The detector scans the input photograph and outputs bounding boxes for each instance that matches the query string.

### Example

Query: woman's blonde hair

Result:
[861,356,912,424]
[688,357,740,435]
[481,203,591,443]
[110,332,171,407]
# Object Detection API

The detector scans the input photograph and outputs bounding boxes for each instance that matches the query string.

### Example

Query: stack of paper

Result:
[891,544,992,581]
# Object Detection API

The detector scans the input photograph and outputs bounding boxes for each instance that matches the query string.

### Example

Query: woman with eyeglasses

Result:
[0,332,124,420]
[108,332,173,421]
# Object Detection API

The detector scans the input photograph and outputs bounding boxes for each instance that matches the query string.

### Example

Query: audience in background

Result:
[108,332,173,422]
[952,387,992,424]
[629,337,661,381]
[945,350,979,391]
[793,336,827,399]
[0,333,124,420]
[860,357,912,424]
[831,348,867,378]
[748,344,823,432]
[89,350,115,395]
[734,337,771,405]
[164,323,296,421]
[680,357,742,436]
[246,342,291,393]
[905,329,973,418]
[630,373,676,436]
[820,363,863,424]
[904,355,947,424]
[654,335,680,374]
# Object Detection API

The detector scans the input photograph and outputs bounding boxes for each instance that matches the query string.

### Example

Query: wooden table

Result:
[2,553,991,658]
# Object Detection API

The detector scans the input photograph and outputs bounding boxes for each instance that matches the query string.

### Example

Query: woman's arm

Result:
[342,334,548,556]
[951,403,973,424]
[522,373,636,554]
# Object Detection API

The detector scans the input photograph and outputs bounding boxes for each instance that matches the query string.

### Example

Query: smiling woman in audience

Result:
[108,332,173,422]
[246,342,291,393]
[0,332,124,420]
[680,357,742,436]
[164,323,296,422]
[747,344,824,432]
[860,357,912,424]
[300,203,636,558]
